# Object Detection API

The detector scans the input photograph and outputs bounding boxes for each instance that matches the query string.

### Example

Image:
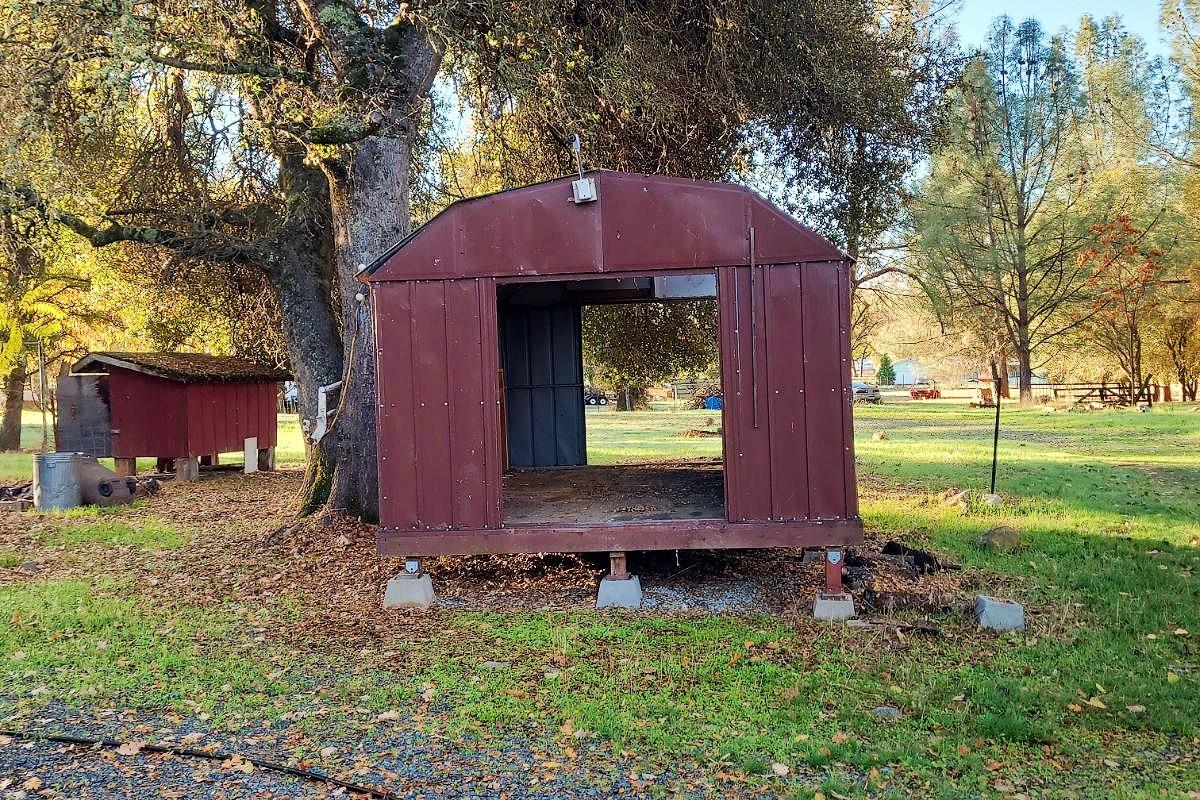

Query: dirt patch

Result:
[0,468,982,648]
[503,460,724,524]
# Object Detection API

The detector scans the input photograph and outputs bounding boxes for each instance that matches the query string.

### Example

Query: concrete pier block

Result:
[597,575,643,609]
[975,595,1024,631]
[813,593,856,621]
[384,573,435,609]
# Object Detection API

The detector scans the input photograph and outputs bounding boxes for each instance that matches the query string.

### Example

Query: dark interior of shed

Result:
[497,274,725,525]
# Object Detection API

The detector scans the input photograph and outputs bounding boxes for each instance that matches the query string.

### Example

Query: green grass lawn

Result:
[2,400,1198,796]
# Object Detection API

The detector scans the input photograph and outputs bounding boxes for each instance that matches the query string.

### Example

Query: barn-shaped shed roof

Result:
[73,352,290,384]
[365,172,845,282]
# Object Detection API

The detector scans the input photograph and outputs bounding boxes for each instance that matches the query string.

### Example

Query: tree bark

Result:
[0,364,23,452]
[317,135,418,520]
[263,154,345,515]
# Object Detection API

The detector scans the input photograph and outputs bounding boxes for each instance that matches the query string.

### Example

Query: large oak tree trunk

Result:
[265,154,345,515]
[0,365,23,452]
[319,135,416,521]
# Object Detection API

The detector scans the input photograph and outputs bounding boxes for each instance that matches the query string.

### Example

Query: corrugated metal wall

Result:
[109,370,189,457]
[374,260,858,536]
[374,278,502,530]
[106,369,277,459]
[719,262,856,522]
[184,381,278,457]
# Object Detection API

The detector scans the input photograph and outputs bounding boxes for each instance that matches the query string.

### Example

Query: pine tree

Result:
[877,354,896,385]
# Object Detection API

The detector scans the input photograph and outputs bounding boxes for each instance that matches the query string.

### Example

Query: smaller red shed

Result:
[57,352,288,479]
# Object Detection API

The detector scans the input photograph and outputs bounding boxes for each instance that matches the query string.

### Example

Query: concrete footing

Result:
[597,575,643,609]
[384,573,435,609]
[974,595,1024,630]
[813,593,856,621]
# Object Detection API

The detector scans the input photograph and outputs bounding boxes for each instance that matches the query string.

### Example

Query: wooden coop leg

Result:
[257,446,275,471]
[174,456,200,482]
[114,458,137,477]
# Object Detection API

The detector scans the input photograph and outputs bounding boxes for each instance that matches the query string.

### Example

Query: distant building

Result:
[892,358,926,385]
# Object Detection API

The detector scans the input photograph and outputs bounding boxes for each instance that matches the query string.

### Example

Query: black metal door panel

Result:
[500,305,585,468]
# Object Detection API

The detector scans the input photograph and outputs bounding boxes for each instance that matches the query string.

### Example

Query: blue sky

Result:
[954,0,1169,53]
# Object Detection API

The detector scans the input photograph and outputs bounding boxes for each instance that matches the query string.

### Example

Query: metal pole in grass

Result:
[990,374,1002,494]
[38,339,49,452]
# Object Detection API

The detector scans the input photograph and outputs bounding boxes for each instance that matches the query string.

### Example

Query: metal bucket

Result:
[33,452,85,511]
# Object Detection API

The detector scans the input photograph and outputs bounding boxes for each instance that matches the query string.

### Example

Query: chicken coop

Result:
[57,352,289,479]
[362,171,862,581]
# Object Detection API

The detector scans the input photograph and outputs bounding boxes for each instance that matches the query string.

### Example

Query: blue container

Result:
[703,395,723,410]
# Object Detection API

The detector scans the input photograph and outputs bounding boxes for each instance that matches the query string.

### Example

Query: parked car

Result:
[852,380,881,404]
[584,391,610,406]
[909,379,941,400]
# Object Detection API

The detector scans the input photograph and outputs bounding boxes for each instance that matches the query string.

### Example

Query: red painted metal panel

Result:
[410,282,454,528]
[105,368,277,459]
[368,173,843,282]
[764,265,811,520]
[375,282,420,528]
[802,262,849,518]
[375,279,501,532]
[750,197,847,265]
[109,370,188,458]
[600,174,748,270]
[446,279,490,528]
[838,263,859,517]
[719,265,773,522]
[456,181,603,276]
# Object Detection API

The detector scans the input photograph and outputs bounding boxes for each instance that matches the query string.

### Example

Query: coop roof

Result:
[72,352,290,384]
[363,171,846,282]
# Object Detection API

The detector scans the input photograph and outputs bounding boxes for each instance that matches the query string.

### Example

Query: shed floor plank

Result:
[502,459,724,525]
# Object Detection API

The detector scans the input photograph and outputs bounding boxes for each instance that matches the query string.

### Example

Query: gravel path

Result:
[0,704,709,799]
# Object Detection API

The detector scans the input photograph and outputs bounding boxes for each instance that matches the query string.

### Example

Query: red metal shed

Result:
[364,172,862,562]
[57,352,288,478]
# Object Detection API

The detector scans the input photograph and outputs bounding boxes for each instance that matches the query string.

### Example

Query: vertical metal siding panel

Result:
[411,281,454,527]
[838,262,859,517]
[204,384,219,455]
[265,382,279,448]
[376,282,420,529]
[446,279,488,528]
[765,265,810,520]
[721,266,772,521]
[216,384,232,452]
[184,383,203,456]
[802,262,847,518]
[479,279,503,526]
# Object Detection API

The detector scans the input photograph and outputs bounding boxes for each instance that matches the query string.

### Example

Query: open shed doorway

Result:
[498,273,724,526]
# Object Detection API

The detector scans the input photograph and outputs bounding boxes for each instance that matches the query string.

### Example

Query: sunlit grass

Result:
[2,399,1199,795]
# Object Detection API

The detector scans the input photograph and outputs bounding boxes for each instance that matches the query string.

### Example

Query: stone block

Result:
[975,594,1024,631]
[597,575,642,609]
[383,573,435,609]
[813,592,855,621]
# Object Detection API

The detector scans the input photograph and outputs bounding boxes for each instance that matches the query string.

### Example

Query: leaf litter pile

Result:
[0,468,990,798]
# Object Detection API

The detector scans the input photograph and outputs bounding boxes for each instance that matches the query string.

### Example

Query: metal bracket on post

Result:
[825,548,844,595]
[813,548,854,621]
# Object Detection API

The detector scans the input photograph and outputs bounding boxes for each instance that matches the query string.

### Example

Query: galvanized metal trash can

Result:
[32,452,85,511]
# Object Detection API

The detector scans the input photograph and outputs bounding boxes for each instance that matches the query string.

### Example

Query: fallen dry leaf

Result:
[116,740,146,757]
